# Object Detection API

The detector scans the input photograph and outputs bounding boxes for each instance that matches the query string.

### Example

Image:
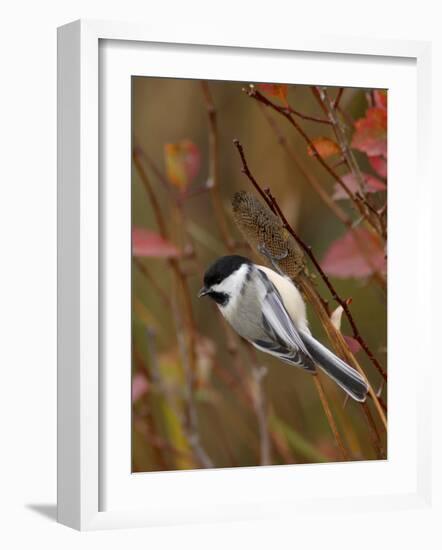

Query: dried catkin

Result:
[231,191,306,279]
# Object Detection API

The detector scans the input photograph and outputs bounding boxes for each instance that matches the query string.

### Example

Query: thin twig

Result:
[244,344,272,465]
[133,142,172,191]
[172,286,214,469]
[256,102,353,228]
[133,150,197,351]
[133,337,170,470]
[132,418,197,463]
[233,138,276,211]
[252,365,272,465]
[133,149,169,238]
[211,316,302,463]
[200,81,235,251]
[312,85,389,261]
[333,88,344,110]
[311,86,367,196]
[356,191,388,241]
[213,327,298,463]
[216,319,275,465]
[360,401,385,458]
[133,258,173,308]
[286,105,332,125]
[377,394,387,414]
[299,278,386,453]
[313,375,349,460]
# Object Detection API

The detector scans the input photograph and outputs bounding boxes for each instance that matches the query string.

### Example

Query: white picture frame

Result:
[57,19,433,531]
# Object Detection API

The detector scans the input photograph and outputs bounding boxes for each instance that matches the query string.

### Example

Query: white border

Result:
[57,19,432,530]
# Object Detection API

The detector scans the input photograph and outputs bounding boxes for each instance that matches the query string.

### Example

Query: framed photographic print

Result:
[57,19,432,530]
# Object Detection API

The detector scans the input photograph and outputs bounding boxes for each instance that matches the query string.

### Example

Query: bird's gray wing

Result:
[253,270,315,372]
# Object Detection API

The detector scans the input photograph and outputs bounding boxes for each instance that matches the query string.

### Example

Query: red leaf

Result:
[257,83,288,103]
[132,372,150,402]
[373,90,387,111]
[132,227,180,258]
[333,172,386,200]
[322,228,386,278]
[351,107,387,157]
[164,140,201,190]
[368,155,387,179]
[307,137,340,159]
[343,335,362,355]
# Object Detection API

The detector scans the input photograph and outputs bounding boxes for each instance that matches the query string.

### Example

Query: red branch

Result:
[286,106,331,125]
[233,139,277,212]
[333,88,344,109]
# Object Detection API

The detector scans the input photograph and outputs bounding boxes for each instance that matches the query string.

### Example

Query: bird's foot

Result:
[257,243,288,275]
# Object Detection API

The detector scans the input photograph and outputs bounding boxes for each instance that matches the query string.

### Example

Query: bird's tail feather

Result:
[300,332,368,402]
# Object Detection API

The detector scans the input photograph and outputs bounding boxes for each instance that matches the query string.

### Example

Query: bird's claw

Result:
[257,243,288,275]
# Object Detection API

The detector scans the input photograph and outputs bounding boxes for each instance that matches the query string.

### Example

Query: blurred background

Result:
[131,78,387,472]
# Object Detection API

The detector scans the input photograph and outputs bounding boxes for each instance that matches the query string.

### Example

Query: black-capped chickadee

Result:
[198,255,368,402]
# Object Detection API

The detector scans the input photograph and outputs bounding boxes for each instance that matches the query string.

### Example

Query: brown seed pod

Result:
[231,190,306,279]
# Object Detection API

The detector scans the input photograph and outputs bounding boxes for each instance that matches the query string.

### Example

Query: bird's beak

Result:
[198,287,210,298]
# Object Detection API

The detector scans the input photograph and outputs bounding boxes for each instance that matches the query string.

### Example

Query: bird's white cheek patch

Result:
[211,264,249,296]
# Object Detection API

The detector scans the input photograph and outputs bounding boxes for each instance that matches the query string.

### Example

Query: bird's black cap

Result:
[203,255,252,289]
